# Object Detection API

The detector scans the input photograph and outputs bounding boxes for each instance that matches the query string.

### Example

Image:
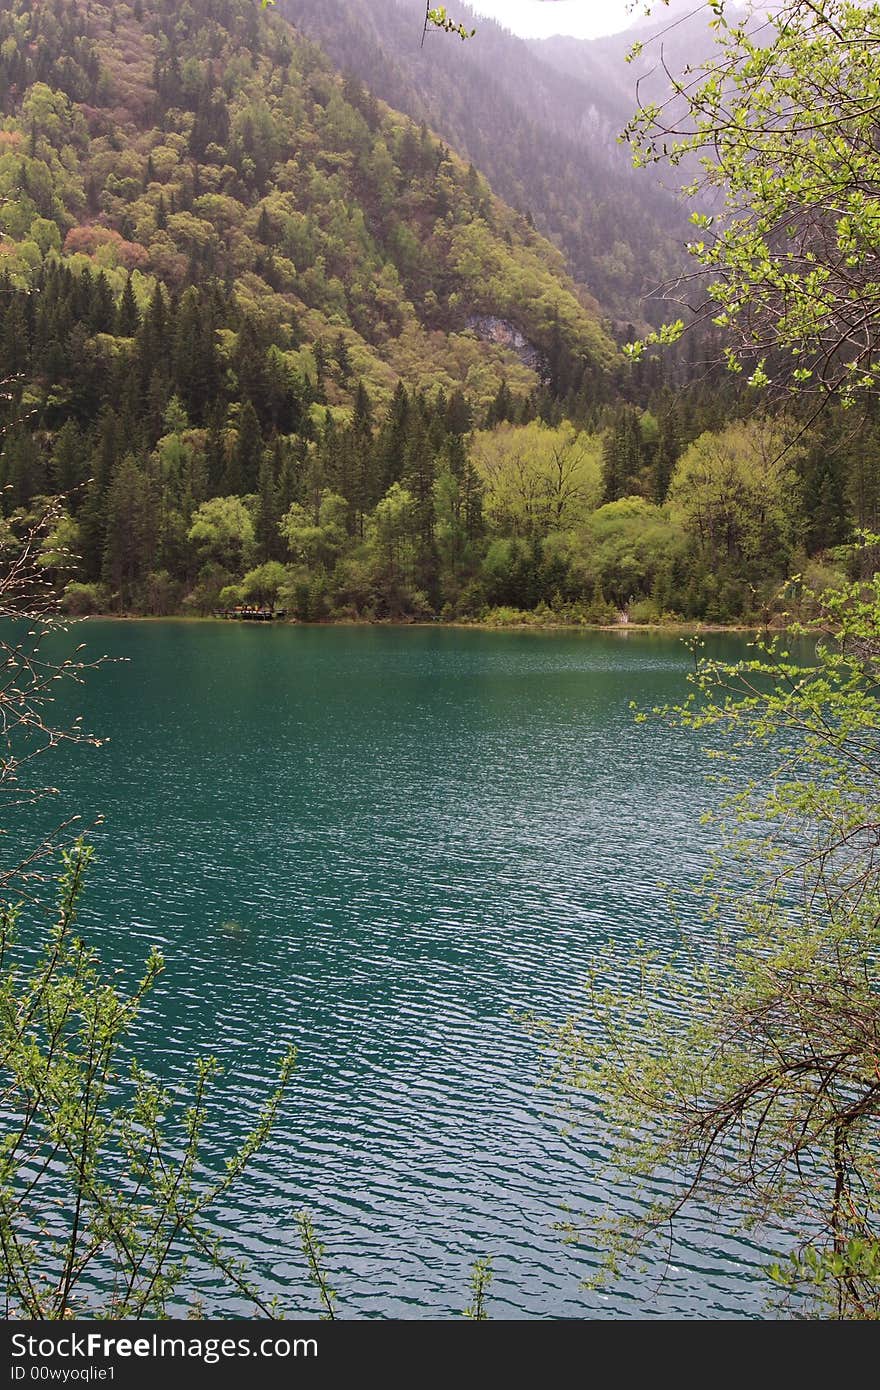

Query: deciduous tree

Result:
[626,2,880,404]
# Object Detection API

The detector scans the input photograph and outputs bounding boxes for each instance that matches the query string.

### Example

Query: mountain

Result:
[0,0,634,617]
[0,0,614,428]
[0,1,852,633]
[282,0,690,325]
[530,1,748,189]
[532,0,746,90]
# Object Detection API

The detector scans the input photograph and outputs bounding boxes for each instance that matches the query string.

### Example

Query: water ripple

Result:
[26,623,788,1319]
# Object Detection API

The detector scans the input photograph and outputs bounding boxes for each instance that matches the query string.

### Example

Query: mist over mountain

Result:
[284,0,692,326]
[531,0,747,187]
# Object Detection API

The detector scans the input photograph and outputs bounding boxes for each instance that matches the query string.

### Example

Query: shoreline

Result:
[73,612,768,635]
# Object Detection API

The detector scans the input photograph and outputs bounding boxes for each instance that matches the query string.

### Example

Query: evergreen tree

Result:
[402,407,438,601]
[50,420,87,498]
[79,411,122,578]
[255,450,280,561]
[652,402,682,504]
[116,277,140,337]
[102,453,156,606]
[485,379,514,429]
[225,401,263,495]
[602,407,643,503]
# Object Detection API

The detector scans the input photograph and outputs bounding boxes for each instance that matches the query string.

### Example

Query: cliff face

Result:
[466,315,545,376]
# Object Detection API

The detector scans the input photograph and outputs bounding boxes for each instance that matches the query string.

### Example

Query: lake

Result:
[34,621,779,1318]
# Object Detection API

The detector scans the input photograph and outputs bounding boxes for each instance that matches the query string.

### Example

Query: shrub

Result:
[60,582,108,616]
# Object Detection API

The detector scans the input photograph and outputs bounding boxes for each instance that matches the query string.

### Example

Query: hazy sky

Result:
[465,1,642,40]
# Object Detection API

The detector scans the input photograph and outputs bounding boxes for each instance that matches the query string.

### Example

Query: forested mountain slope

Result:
[0,0,613,417]
[530,0,738,110]
[0,0,872,630]
[283,0,689,324]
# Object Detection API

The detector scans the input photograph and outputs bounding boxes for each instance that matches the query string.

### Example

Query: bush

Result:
[184,563,234,615]
[628,597,661,624]
[583,590,617,625]
[280,569,331,621]
[218,583,246,609]
[482,606,543,627]
[60,582,108,616]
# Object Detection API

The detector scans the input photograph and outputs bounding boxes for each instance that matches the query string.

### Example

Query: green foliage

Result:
[296,1212,337,1320]
[0,845,296,1318]
[425,7,475,43]
[240,559,287,604]
[573,497,686,611]
[462,1256,493,1319]
[60,580,108,616]
[188,496,255,570]
[667,418,804,573]
[0,0,609,424]
[470,421,603,539]
[291,0,688,323]
[0,0,872,627]
[624,1,880,403]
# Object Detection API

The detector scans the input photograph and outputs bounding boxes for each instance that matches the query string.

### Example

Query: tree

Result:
[667,418,804,572]
[187,495,255,572]
[470,421,603,539]
[226,401,263,496]
[601,407,643,504]
[280,490,348,572]
[540,571,880,1316]
[370,481,417,598]
[240,558,288,605]
[571,496,684,610]
[0,846,295,1318]
[116,276,140,337]
[624,1,880,403]
[102,454,156,607]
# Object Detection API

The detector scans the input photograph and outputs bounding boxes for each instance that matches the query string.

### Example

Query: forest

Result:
[0,0,878,628]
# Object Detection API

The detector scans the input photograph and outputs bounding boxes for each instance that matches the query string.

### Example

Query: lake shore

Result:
[75,611,768,635]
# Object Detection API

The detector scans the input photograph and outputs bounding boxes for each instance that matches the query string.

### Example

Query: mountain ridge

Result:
[283,0,690,326]
[0,0,615,420]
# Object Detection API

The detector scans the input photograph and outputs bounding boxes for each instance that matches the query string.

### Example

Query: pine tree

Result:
[50,420,87,497]
[3,429,44,510]
[138,285,168,389]
[333,333,352,386]
[225,401,263,495]
[602,407,643,503]
[350,379,375,530]
[445,389,471,436]
[652,402,682,504]
[78,411,121,579]
[102,454,156,606]
[402,407,438,601]
[200,409,225,499]
[485,379,513,429]
[255,451,280,562]
[117,276,140,337]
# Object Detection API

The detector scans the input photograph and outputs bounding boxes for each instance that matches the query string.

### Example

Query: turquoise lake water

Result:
[30,621,783,1319]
